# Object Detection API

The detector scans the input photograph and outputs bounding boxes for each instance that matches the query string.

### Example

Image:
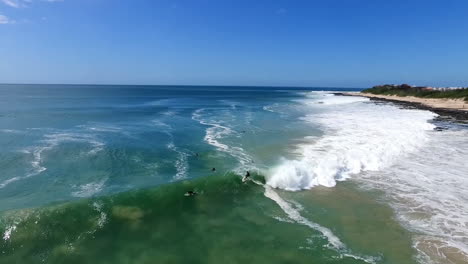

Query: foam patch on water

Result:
[71,179,107,198]
[267,94,436,190]
[3,225,17,241]
[79,124,122,133]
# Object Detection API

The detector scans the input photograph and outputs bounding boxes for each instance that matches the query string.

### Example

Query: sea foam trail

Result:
[250,179,377,263]
[0,132,105,189]
[166,142,189,181]
[192,108,255,174]
[151,118,189,181]
[267,93,436,190]
[263,185,345,249]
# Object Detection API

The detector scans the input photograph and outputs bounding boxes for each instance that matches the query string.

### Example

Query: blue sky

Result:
[1,0,467,87]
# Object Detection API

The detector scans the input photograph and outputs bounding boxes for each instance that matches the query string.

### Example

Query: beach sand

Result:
[345,92,468,111]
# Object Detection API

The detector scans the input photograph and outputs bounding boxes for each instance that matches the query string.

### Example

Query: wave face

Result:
[267,93,437,190]
[0,174,386,264]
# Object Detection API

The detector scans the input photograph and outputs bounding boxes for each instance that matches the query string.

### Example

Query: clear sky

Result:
[1,0,467,88]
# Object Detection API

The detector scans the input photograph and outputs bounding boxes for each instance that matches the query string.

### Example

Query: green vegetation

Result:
[362,84,468,101]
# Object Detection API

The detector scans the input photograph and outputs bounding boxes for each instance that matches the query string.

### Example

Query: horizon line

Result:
[0,83,366,89]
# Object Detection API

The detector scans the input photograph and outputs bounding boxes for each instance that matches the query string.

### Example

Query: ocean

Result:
[0,84,467,264]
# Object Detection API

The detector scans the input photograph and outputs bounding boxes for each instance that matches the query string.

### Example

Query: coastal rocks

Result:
[360,96,468,124]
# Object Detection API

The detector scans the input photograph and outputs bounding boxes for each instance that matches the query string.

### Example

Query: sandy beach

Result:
[345,92,468,111]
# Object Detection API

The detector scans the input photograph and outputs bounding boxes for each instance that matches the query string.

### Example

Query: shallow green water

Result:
[0,174,416,264]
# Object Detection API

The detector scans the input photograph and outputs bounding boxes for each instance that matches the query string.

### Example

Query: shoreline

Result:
[336,92,468,123]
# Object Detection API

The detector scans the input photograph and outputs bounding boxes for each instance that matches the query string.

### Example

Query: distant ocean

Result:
[0,84,467,264]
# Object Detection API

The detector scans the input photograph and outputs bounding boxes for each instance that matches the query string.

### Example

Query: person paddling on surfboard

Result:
[242,171,250,182]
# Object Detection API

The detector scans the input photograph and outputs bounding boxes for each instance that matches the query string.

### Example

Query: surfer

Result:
[211,167,216,172]
[184,191,198,197]
[242,171,250,182]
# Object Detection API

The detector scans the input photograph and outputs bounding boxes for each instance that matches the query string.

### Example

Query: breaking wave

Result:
[267,93,436,190]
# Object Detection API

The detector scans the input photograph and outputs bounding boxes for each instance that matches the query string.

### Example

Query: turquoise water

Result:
[0,85,341,210]
[1,84,466,263]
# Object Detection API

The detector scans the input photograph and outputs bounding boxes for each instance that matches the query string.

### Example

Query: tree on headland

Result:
[362,84,468,101]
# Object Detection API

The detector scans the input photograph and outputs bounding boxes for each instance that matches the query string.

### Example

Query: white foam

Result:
[81,124,122,133]
[264,185,345,249]
[267,94,436,190]
[0,132,106,189]
[3,225,17,241]
[71,179,107,198]
[0,145,48,189]
[267,92,468,263]
[0,177,22,189]
[42,133,105,155]
[0,129,23,134]
[263,104,278,113]
[304,92,370,105]
[358,128,468,263]
[167,142,189,181]
[92,201,107,228]
[151,117,190,180]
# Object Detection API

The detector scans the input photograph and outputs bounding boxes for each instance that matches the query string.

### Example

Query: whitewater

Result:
[265,92,468,263]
